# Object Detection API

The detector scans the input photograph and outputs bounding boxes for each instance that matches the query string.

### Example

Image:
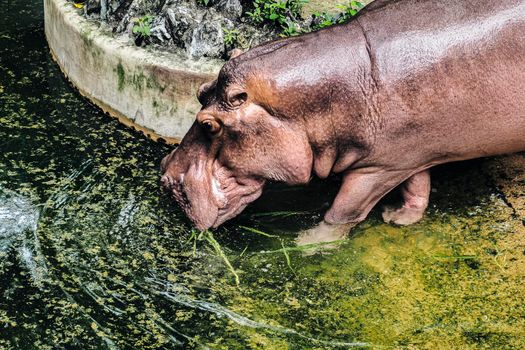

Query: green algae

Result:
[1,0,525,348]
[116,62,125,91]
[114,64,166,95]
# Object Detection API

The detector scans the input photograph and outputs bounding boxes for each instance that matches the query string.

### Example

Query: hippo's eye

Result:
[200,119,221,136]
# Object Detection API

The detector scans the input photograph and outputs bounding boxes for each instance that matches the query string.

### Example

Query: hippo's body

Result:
[161,0,525,232]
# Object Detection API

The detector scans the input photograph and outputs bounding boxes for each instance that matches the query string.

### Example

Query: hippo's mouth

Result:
[162,160,265,230]
[212,171,265,228]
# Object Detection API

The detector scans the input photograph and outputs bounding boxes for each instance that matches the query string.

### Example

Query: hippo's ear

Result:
[197,80,217,105]
[228,48,243,60]
[226,86,248,108]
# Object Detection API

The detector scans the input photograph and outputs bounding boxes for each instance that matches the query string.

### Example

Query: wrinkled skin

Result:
[161,0,525,234]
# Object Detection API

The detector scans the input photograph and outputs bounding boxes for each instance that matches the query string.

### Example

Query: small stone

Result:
[84,0,101,16]
[185,11,226,58]
[165,5,199,46]
[100,0,108,20]
[150,16,172,44]
[216,0,242,20]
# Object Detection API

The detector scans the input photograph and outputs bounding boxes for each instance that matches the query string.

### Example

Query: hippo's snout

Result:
[161,149,266,229]
[160,149,177,174]
[161,167,219,230]
[160,155,169,174]
[160,174,171,189]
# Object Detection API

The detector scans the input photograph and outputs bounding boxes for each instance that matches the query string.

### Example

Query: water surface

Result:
[1,0,524,348]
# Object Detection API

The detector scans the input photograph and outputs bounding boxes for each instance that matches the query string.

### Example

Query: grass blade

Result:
[239,225,278,238]
[204,231,240,286]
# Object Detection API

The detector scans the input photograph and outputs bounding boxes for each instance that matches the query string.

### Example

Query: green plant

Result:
[280,21,300,37]
[311,1,364,31]
[311,11,337,29]
[246,0,308,35]
[132,15,153,38]
[223,28,240,46]
[337,1,364,20]
[197,0,210,6]
[189,230,240,285]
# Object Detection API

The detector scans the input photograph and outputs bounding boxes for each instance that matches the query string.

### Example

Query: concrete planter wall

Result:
[44,0,223,143]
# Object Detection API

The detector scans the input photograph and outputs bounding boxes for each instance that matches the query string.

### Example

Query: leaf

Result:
[281,240,294,272]
[73,3,84,8]
[251,210,308,218]
[239,225,278,238]
[204,231,240,285]
[259,239,346,254]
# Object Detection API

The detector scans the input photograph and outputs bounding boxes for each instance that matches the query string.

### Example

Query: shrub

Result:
[246,0,308,36]
[132,15,154,39]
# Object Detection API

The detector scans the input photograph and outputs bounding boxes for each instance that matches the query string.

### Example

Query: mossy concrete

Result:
[44,0,223,143]
[44,0,379,143]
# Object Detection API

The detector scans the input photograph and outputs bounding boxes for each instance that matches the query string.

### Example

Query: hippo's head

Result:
[160,53,314,229]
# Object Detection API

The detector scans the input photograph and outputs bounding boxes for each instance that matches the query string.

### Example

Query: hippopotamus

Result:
[160,0,525,238]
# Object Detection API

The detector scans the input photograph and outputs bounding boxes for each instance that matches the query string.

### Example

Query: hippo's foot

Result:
[382,205,425,226]
[382,169,431,226]
[295,221,354,247]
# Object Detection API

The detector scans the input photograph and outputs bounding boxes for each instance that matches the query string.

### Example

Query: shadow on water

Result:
[1,0,525,348]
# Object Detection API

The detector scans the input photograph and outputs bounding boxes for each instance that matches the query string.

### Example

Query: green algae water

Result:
[1,0,525,348]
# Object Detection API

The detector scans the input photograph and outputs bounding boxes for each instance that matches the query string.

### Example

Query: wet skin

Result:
[161,0,525,237]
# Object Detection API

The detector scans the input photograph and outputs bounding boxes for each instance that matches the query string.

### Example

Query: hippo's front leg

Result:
[324,169,411,224]
[296,169,411,245]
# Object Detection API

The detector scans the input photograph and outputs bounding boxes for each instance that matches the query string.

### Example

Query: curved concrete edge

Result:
[44,0,224,143]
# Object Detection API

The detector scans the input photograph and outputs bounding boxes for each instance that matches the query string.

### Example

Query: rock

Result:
[234,23,275,48]
[86,0,272,58]
[150,16,172,44]
[84,0,101,17]
[115,0,165,33]
[108,0,133,22]
[185,21,224,58]
[185,10,228,58]
[216,0,242,20]
[165,4,199,46]
[100,0,109,20]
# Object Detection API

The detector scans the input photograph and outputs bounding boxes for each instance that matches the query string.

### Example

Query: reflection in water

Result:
[1,0,524,348]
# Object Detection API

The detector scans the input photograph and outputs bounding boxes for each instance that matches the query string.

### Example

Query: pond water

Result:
[1,0,525,348]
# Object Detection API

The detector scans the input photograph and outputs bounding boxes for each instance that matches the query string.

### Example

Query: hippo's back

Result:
[359,0,525,83]
[358,0,525,160]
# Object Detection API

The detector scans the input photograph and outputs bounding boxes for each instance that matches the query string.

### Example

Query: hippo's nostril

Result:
[160,175,172,189]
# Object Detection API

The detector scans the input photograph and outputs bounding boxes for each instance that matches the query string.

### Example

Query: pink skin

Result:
[160,66,313,229]
[161,0,525,238]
